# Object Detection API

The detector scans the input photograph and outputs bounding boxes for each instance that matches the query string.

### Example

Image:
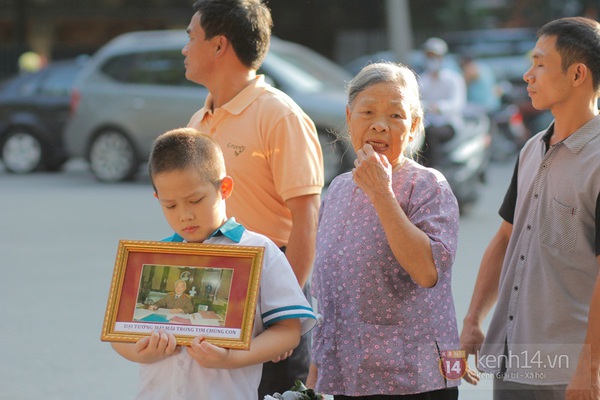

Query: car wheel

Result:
[1,129,44,173]
[88,130,138,182]
[318,129,353,186]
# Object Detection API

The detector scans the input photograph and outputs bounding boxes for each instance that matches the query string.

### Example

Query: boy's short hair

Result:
[538,17,600,93]
[148,128,225,190]
[192,0,272,70]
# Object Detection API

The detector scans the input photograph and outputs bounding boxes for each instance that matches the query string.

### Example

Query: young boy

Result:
[111,128,316,400]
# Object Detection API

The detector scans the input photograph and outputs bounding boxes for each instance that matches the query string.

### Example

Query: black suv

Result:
[0,58,87,173]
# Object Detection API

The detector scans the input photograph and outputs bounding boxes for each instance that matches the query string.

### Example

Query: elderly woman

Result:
[309,62,461,399]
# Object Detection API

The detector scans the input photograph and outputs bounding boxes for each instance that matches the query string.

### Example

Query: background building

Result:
[0,0,597,79]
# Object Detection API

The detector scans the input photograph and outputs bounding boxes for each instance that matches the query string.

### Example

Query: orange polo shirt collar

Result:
[198,75,267,120]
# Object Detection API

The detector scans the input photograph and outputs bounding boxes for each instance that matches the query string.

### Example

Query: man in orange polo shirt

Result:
[183,1,323,397]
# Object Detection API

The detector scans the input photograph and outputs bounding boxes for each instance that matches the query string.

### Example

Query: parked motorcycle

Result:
[417,104,492,213]
[487,103,529,162]
[492,80,553,160]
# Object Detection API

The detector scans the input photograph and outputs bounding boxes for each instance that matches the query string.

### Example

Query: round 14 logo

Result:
[439,350,468,380]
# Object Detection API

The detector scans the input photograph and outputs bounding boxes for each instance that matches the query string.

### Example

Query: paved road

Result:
[0,157,515,399]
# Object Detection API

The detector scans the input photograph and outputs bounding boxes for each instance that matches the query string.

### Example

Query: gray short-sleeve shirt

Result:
[479,115,600,385]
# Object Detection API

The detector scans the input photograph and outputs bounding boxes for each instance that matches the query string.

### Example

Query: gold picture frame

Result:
[101,240,263,349]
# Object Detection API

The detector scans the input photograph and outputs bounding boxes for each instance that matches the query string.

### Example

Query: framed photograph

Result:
[101,240,264,349]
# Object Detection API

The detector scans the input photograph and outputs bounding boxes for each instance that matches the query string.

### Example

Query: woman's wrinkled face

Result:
[346,82,416,168]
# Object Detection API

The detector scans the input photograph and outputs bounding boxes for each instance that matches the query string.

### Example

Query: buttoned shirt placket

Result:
[202,107,223,137]
[505,142,560,343]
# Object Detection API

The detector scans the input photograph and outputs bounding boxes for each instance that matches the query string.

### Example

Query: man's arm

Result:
[284,194,320,288]
[566,256,600,400]
[152,296,167,309]
[460,220,512,356]
[460,220,511,385]
[306,363,318,388]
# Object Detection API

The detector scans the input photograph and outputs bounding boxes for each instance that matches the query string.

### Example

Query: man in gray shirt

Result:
[460,17,600,400]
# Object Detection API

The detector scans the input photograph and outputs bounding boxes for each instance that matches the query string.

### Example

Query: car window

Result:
[260,52,324,93]
[37,65,81,97]
[100,51,195,87]
[13,72,45,97]
[265,44,351,91]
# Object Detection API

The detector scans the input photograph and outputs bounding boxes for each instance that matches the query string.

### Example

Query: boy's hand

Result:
[135,330,179,364]
[187,335,232,368]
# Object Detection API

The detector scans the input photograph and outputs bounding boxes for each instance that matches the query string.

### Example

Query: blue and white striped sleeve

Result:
[259,245,316,335]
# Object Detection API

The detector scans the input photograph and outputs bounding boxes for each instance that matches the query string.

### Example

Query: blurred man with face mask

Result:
[419,37,467,166]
